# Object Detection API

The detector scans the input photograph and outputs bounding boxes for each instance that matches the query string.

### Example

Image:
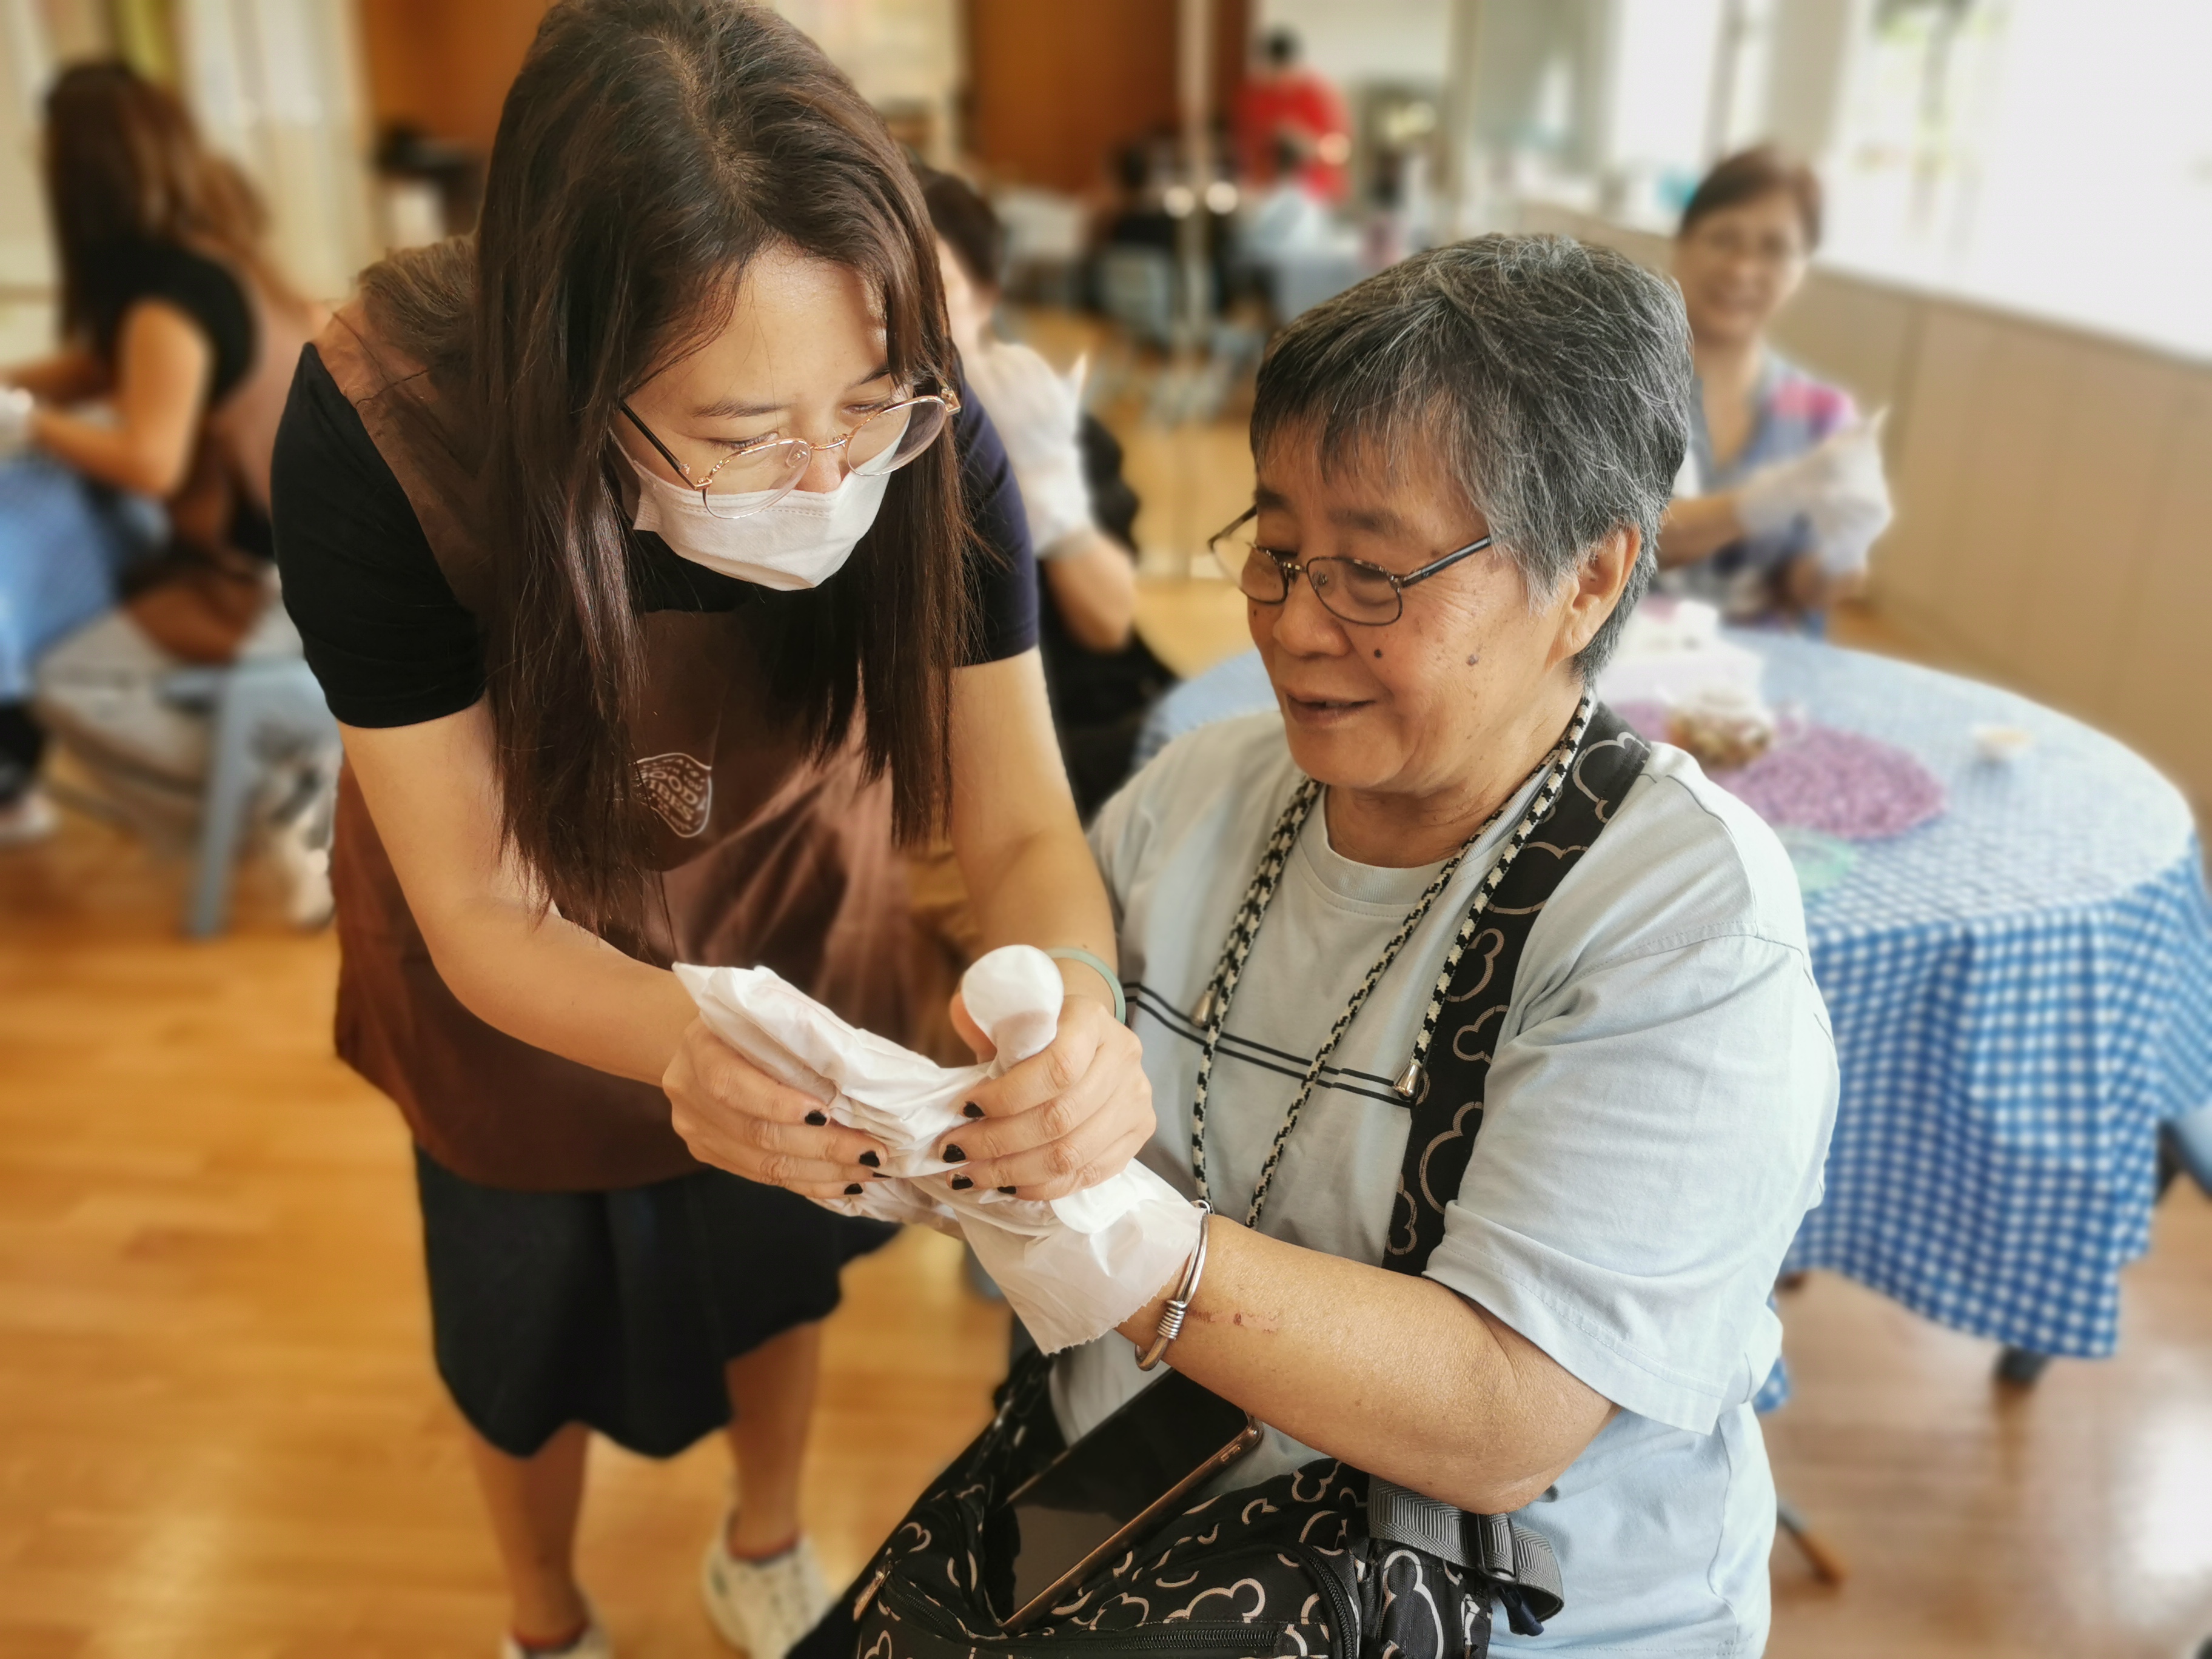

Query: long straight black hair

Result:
[363,0,966,936]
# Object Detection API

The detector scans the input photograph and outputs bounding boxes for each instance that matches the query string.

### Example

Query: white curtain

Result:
[774,0,962,165]
[0,0,57,358]
[172,0,373,303]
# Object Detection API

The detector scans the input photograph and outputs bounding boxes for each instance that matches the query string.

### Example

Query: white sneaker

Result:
[498,1604,612,1659]
[701,1524,831,1659]
[0,788,57,848]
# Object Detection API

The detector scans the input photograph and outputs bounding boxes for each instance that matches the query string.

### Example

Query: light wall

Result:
[1519,201,2212,813]
[1254,0,1450,87]
[175,0,374,301]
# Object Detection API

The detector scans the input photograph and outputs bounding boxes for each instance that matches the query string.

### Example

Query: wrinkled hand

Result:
[937,990,1153,1201]
[663,1016,889,1201]
[1801,418,1891,574]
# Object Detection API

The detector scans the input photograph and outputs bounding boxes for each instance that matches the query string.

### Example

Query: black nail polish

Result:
[943,1144,966,1163]
[950,1175,973,1191]
[998,1185,1017,1195]
[963,1102,985,1119]
[859,1150,880,1168]
[844,1183,863,1195]
[805,1110,828,1127]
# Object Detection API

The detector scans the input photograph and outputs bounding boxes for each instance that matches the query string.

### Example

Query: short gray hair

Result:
[1251,234,1692,678]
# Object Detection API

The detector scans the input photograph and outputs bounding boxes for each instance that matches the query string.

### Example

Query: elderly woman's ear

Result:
[1551,526,1641,671]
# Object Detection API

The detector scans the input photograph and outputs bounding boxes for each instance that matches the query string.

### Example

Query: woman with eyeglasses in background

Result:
[269,5,1150,1656]
[1655,147,1891,629]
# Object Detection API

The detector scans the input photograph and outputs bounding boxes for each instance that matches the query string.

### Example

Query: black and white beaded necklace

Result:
[1188,693,1595,1228]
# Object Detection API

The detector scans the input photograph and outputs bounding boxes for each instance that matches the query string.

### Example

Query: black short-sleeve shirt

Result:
[85,239,256,403]
[272,346,1039,728]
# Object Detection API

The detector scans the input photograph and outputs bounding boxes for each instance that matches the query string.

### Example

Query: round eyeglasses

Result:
[620,389,959,519]
[1207,508,1495,626]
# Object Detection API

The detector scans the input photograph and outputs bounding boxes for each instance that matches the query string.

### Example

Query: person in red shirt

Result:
[1234,28,1351,203]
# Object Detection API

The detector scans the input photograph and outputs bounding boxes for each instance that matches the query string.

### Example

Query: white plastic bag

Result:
[675,945,1195,1352]
[961,340,1094,557]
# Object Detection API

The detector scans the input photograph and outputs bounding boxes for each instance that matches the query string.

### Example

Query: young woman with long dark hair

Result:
[270,4,1150,1656]
[0,61,318,842]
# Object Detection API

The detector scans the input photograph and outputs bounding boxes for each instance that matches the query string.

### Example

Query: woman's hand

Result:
[664,1016,890,1200]
[939,992,1154,1199]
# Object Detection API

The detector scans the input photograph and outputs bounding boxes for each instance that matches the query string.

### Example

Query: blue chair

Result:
[36,600,337,936]
[163,648,338,937]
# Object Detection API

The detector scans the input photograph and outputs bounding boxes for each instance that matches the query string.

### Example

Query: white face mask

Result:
[625,454,889,591]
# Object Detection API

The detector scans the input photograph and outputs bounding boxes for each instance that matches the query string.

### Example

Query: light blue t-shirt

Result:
[1060,712,1838,1656]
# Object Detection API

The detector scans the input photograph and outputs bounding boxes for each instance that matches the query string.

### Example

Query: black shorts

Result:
[415,1147,899,1459]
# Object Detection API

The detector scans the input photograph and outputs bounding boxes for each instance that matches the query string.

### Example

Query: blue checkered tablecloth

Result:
[1136,635,2212,1358]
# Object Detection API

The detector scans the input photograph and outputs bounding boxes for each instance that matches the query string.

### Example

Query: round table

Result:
[1136,634,2212,1359]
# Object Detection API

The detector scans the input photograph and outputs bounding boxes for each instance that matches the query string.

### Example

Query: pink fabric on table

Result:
[1614,702,1945,841]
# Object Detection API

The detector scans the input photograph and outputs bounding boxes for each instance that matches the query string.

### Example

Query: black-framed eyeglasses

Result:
[1206,508,1495,626]
[619,386,960,520]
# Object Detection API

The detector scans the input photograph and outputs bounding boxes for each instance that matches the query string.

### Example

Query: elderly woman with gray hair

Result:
[796,236,1836,1659]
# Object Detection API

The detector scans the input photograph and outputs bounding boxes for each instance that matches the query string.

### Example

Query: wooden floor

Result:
[0,820,1011,1658]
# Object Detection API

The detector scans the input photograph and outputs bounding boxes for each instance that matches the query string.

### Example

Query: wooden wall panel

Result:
[965,0,1179,192]
[1939,324,2074,669]
[965,0,1245,192]
[2106,384,2212,800]
[355,0,550,153]
[1876,307,1994,634]
[2009,349,2185,719]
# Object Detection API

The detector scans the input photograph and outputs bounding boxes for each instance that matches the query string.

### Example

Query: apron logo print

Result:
[634,751,713,838]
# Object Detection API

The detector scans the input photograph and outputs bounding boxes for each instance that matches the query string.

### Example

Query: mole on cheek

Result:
[1465,651,1480,666]
[1373,648,1382,659]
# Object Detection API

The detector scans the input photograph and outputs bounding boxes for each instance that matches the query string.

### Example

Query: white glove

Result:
[0,386,35,457]
[1801,416,1891,575]
[962,340,1094,557]
[677,945,1196,1353]
[1735,415,1891,574]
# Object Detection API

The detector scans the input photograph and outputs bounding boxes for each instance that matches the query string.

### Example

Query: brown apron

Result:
[316,303,926,1192]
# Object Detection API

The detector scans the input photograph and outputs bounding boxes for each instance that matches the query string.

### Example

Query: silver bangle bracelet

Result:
[1136,1200,1212,1371]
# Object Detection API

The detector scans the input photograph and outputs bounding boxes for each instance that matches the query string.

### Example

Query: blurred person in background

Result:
[0,61,320,845]
[925,169,1176,817]
[1655,148,1889,629]
[272,6,1150,1657]
[1233,28,1350,204]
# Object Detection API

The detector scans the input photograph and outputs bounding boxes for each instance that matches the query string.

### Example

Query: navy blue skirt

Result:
[416,1147,899,1458]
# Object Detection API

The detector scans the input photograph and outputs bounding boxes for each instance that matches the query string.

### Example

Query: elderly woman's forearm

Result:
[1119,1220,1614,1513]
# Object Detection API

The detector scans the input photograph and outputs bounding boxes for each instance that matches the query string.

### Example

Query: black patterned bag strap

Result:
[1382,703,1649,1275]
